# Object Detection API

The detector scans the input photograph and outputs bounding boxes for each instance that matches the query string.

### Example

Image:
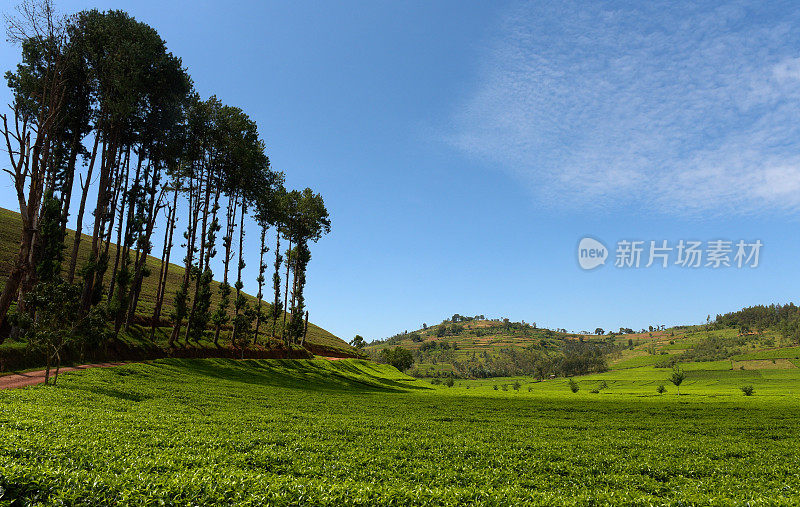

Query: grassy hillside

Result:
[370,314,800,378]
[3,358,800,504]
[0,207,354,356]
[367,318,614,376]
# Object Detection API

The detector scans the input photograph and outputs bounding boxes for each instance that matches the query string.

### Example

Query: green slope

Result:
[0,206,353,355]
[370,316,800,378]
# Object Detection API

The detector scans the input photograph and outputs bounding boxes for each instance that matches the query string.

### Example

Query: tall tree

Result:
[0,0,74,338]
[286,189,330,344]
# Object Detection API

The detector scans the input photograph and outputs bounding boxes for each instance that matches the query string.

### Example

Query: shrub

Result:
[493,385,498,391]
[444,377,455,388]
[513,381,521,391]
[590,388,600,394]
[568,378,579,393]
[657,384,666,394]
[741,385,754,396]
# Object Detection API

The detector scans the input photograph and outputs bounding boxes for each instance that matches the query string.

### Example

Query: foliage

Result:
[568,378,579,393]
[379,346,414,371]
[349,335,366,349]
[12,280,107,383]
[669,366,686,395]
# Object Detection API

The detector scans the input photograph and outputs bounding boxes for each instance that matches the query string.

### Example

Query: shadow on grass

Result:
[152,358,429,394]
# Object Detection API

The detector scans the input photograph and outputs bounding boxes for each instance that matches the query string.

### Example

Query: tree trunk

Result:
[302,310,309,347]
[270,232,281,341]
[81,135,118,314]
[59,130,82,242]
[107,150,132,298]
[282,238,292,345]
[169,173,200,348]
[254,226,266,345]
[213,193,238,347]
[232,201,246,348]
[67,135,100,284]
[151,187,177,342]
[186,165,209,343]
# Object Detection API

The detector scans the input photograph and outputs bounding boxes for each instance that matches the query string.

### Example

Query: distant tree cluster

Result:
[421,340,610,380]
[378,346,413,371]
[449,313,485,323]
[715,303,800,342]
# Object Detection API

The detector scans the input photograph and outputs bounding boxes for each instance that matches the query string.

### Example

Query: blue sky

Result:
[1,0,799,341]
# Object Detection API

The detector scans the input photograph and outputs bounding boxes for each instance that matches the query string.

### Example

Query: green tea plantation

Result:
[2,359,800,505]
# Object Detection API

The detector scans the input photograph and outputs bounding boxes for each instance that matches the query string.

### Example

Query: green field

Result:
[2,359,800,505]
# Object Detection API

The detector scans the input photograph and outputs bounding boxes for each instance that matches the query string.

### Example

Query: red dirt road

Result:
[0,356,349,390]
[0,362,127,390]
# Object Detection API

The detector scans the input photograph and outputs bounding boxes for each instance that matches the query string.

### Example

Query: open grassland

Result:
[2,359,800,504]
[0,207,352,356]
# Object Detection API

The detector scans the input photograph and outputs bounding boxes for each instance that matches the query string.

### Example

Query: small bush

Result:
[501,384,508,391]
[657,384,666,394]
[527,387,532,392]
[590,388,600,394]
[598,380,608,390]
[741,385,754,396]
[568,378,579,393]
[513,381,521,391]
[444,377,455,388]
[430,378,442,385]
[493,385,498,391]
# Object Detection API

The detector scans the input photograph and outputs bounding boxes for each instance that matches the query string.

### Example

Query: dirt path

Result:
[0,356,351,390]
[0,362,127,390]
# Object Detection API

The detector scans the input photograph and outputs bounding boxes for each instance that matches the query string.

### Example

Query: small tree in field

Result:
[568,378,579,393]
[16,281,106,385]
[669,366,686,395]
[741,385,754,396]
[657,384,666,394]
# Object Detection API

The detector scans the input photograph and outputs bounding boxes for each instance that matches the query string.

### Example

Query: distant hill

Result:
[366,317,612,377]
[0,206,355,359]
[368,311,800,378]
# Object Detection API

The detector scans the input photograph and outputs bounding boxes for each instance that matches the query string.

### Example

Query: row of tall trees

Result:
[0,1,330,366]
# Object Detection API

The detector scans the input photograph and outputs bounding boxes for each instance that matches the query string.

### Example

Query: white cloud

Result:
[449,1,800,215]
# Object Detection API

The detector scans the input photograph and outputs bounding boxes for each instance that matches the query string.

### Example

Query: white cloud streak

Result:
[449,1,800,215]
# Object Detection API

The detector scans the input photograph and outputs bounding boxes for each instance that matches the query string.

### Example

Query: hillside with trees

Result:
[0,2,351,376]
[367,306,800,379]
